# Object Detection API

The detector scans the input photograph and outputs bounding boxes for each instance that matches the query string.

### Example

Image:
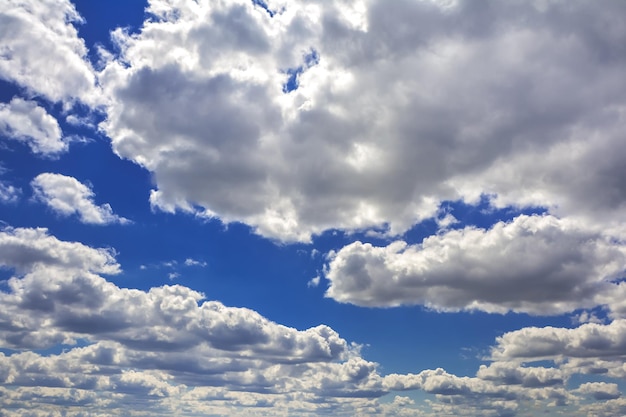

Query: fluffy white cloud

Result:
[0,228,404,416]
[491,319,626,362]
[0,0,97,104]
[97,0,626,242]
[0,226,119,275]
[2,226,600,416]
[31,173,129,225]
[0,98,65,155]
[324,215,626,314]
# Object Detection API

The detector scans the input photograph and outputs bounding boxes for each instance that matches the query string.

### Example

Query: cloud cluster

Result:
[2,0,626,415]
[97,0,626,243]
[324,214,626,314]
[31,173,128,225]
[0,228,624,416]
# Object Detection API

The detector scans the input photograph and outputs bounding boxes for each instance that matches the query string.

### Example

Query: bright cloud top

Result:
[31,173,129,225]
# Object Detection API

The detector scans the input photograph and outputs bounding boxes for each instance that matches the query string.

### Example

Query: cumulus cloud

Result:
[576,382,621,401]
[96,0,626,242]
[0,98,66,155]
[0,0,97,104]
[491,319,626,362]
[324,215,626,314]
[1,229,623,416]
[0,226,119,275]
[31,173,129,225]
[0,228,403,416]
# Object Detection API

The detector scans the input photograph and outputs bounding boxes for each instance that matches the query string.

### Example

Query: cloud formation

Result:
[324,215,626,314]
[0,227,623,416]
[0,98,65,155]
[0,0,97,104]
[98,0,626,242]
[31,173,128,225]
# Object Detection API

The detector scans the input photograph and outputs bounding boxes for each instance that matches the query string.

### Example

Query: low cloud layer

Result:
[0,228,624,416]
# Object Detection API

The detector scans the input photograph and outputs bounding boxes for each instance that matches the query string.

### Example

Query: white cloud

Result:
[0,229,622,416]
[0,226,119,275]
[476,363,564,388]
[491,319,626,362]
[324,214,626,315]
[184,258,207,267]
[0,0,98,105]
[96,0,626,242]
[0,98,65,155]
[0,180,20,203]
[31,173,129,225]
[0,228,405,415]
[308,275,321,288]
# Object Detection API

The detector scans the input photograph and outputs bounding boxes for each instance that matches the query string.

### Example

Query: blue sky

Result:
[1,0,626,416]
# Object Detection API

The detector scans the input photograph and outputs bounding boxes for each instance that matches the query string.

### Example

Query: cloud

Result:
[184,258,207,267]
[31,173,129,225]
[308,275,321,288]
[576,382,621,401]
[0,98,65,155]
[0,228,622,416]
[0,226,119,275]
[97,0,626,242]
[476,363,564,388]
[491,319,626,362]
[0,180,20,203]
[0,0,98,104]
[0,228,405,415]
[324,214,626,314]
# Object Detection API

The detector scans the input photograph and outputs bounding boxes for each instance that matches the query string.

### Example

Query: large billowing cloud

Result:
[99,0,626,242]
[324,214,626,314]
[31,173,129,225]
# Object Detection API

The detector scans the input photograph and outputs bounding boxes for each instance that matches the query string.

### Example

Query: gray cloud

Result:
[324,215,626,314]
[491,319,626,361]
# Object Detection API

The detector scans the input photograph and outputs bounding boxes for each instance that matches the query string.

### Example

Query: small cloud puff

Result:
[31,173,129,225]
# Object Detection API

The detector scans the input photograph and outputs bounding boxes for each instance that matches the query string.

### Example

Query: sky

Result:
[0,0,626,416]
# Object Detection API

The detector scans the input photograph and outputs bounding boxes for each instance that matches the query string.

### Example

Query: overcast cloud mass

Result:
[1,0,626,416]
